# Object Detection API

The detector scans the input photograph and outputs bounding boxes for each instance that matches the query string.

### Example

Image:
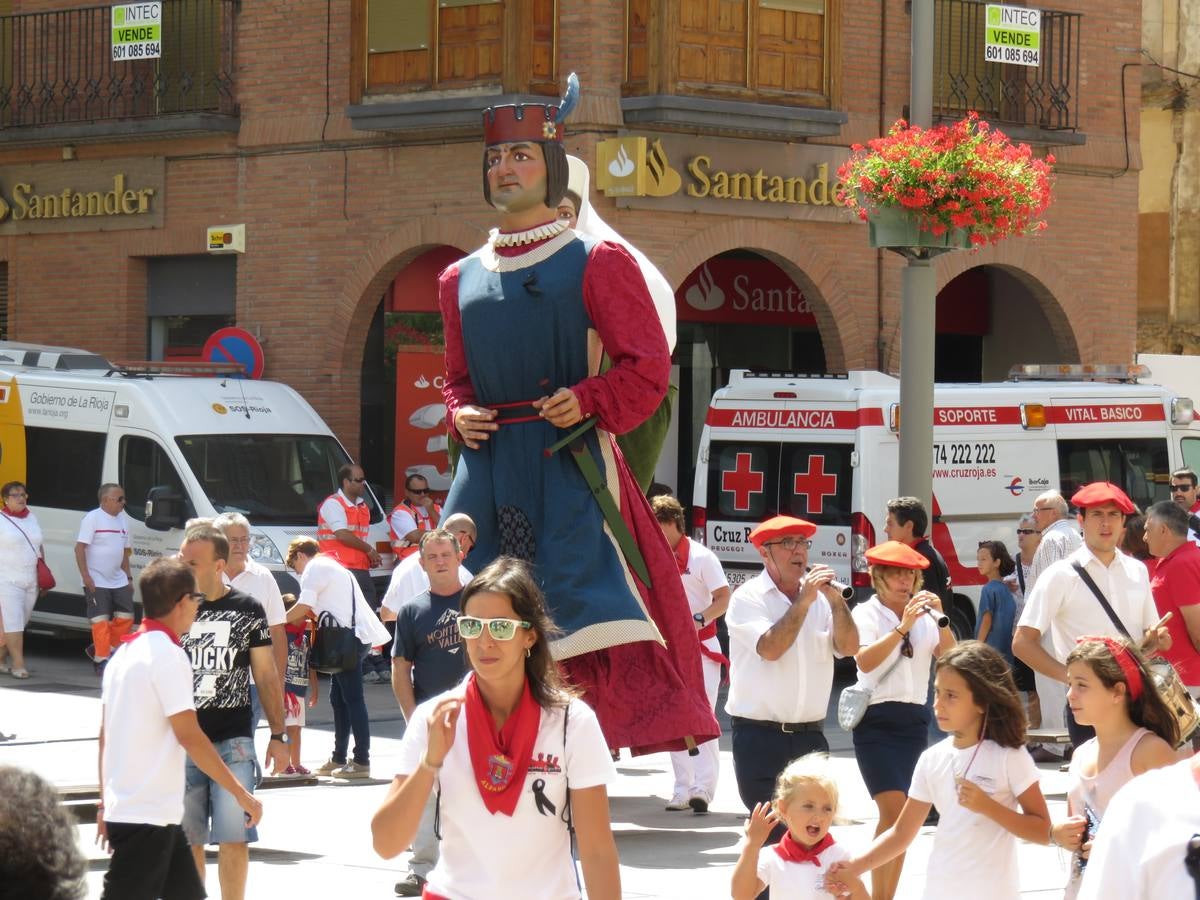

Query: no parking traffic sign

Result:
[202,327,265,380]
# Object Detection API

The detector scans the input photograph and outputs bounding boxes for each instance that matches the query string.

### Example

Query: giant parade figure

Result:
[437,75,718,754]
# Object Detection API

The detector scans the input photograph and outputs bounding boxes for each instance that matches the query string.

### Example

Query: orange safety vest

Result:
[317,493,371,570]
[389,499,443,559]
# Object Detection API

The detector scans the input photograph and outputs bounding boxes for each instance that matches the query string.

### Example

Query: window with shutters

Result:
[352,0,558,99]
[625,0,839,108]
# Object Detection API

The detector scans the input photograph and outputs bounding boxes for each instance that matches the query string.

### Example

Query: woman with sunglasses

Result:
[849,540,956,900]
[372,557,621,900]
[0,480,46,679]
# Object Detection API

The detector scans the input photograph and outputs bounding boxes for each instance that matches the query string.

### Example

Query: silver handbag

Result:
[838,652,904,732]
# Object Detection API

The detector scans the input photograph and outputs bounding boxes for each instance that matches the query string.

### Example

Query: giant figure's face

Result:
[485,141,549,214]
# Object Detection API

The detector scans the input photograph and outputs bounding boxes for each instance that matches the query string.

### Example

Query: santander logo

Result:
[608,145,635,178]
[684,264,726,311]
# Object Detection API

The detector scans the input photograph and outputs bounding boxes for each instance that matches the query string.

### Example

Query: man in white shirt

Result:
[98,557,262,900]
[1014,481,1172,746]
[724,515,858,817]
[75,483,134,674]
[380,513,476,622]
[214,512,287,725]
[652,495,729,815]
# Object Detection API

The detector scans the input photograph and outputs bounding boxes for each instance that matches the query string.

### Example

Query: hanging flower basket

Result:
[838,113,1055,252]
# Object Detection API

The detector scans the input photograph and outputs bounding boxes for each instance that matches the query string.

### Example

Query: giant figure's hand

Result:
[534,388,584,428]
[454,405,498,449]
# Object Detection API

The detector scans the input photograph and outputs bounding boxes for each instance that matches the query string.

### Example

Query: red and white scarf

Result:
[464,673,541,816]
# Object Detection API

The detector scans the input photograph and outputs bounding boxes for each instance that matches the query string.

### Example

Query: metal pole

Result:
[897,0,936,509]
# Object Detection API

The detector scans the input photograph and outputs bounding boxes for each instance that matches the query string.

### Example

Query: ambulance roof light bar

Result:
[1007,363,1151,383]
[109,360,248,379]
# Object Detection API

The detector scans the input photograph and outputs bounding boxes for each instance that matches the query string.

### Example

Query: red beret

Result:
[1070,482,1136,514]
[748,515,817,547]
[865,540,930,570]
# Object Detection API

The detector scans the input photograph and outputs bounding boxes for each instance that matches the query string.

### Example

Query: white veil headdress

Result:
[567,155,677,351]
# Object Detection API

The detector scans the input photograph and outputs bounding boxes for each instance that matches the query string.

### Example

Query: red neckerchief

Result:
[774,831,835,865]
[1,506,29,519]
[121,618,182,647]
[673,536,691,575]
[464,673,541,816]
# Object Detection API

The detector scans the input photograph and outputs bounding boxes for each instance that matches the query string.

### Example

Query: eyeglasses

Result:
[1032,506,1054,513]
[1016,529,1039,535]
[765,537,813,551]
[180,591,207,605]
[107,496,126,503]
[349,477,366,483]
[227,536,251,546]
[408,487,430,495]
[5,492,27,499]
[456,616,532,641]
[1170,484,1193,493]
[899,631,914,658]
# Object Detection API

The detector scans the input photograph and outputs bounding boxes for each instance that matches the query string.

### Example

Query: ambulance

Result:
[0,342,393,635]
[692,365,1198,636]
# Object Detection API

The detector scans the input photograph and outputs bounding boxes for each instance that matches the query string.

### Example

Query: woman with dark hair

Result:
[0,480,45,679]
[848,541,956,900]
[1052,636,1179,898]
[976,540,1018,665]
[371,557,621,900]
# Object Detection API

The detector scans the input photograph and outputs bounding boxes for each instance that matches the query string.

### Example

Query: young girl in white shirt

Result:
[1051,636,1179,899]
[732,753,868,900]
[828,641,1051,900]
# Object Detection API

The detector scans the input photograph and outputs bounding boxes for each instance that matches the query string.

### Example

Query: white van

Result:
[692,365,1199,636]
[0,342,392,635]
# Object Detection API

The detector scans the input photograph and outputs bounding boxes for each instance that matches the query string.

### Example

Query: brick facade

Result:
[0,0,1141,463]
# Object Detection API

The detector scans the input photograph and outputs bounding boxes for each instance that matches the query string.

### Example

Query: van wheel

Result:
[948,601,975,641]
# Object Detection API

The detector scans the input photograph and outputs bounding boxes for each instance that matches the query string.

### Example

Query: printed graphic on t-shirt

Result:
[426,606,462,654]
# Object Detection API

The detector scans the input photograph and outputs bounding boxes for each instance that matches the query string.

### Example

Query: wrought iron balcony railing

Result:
[934,0,1081,133]
[0,0,237,131]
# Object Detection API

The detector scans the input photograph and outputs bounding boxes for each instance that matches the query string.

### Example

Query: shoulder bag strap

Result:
[0,513,39,556]
[559,702,581,893]
[1016,559,1026,595]
[344,571,358,628]
[1070,561,1132,640]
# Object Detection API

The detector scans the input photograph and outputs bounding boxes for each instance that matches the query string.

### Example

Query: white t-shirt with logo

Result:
[397,689,616,900]
[101,630,196,825]
[381,551,472,617]
[756,839,849,897]
[77,507,132,589]
[907,738,1041,900]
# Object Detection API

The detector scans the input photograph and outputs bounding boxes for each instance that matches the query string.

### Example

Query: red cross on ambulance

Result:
[793,455,838,515]
[720,452,764,512]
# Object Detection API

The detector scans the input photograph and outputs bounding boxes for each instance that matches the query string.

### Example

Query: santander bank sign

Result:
[678,257,817,327]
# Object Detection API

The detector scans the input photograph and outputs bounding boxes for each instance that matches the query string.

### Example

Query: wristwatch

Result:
[693,613,706,626]
[269,732,289,745]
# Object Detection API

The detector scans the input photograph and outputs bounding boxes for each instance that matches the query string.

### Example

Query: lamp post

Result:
[897,0,937,509]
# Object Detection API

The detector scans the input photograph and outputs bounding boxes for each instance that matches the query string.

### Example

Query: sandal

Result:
[0,662,10,675]
[10,668,28,679]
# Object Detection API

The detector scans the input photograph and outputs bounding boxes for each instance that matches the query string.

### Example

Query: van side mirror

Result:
[145,486,187,532]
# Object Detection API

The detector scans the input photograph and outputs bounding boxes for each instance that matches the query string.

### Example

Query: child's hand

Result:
[822,868,865,897]
[956,778,995,814]
[1051,815,1086,852]
[826,859,864,882]
[744,802,779,846]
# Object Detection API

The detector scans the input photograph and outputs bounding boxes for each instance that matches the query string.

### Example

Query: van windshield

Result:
[175,434,384,525]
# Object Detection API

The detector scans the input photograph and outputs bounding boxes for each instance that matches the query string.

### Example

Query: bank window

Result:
[25,427,105,511]
[1056,439,1169,513]
[626,0,838,107]
[356,0,557,97]
[707,441,781,521]
[120,435,191,522]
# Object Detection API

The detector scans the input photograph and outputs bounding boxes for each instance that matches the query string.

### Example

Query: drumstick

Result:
[1139,612,1173,653]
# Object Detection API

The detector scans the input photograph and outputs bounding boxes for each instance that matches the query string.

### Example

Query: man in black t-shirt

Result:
[885,496,952,605]
[390,528,468,896]
[178,524,288,898]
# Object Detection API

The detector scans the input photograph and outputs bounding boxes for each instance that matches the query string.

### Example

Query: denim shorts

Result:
[182,735,260,845]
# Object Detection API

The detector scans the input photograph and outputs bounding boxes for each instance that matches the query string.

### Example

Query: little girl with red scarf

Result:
[732,753,867,900]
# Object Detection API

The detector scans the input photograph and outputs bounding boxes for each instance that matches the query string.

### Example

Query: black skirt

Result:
[852,701,929,796]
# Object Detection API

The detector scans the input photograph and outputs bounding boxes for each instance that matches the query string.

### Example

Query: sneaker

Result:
[394,873,426,897]
[315,757,344,777]
[665,795,690,811]
[333,760,370,779]
[689,793,710,815]
[363,670,383,684]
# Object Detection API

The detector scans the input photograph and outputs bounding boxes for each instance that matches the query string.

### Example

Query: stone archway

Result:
[660,217,867,372]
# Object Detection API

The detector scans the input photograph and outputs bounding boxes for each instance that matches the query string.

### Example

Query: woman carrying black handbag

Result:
[285,537,390,780]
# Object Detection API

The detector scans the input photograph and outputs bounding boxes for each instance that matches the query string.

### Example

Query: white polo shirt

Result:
[725,569,839,723]
[680,538,728,657]
[381,551,472,616]
[77,507,132,589]
[226,558,286,627]
[101,630,196,825]
[298,554,390,646]
[397,689,615,900]
[1018,543,1159,663]
[851,596,941,706]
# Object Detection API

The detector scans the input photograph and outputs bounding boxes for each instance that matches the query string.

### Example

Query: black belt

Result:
[731,716,823,734]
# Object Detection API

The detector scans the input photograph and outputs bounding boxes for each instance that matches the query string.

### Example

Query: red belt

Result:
[696,621,731,673]
[491,399,541,426]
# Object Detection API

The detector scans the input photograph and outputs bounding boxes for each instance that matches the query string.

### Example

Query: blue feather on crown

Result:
[555,72,580,124]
